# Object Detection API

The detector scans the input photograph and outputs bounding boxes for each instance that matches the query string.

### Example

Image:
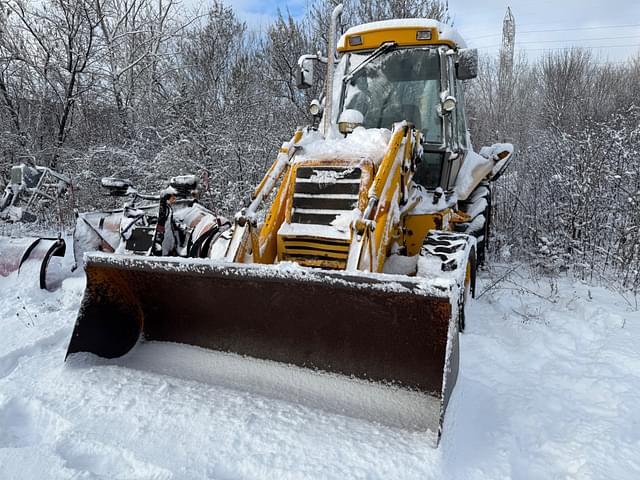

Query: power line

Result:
[474,34,640,49]
[515,44,640,52]
[471,22,640,40]
[474,43,640,52]
[520,35,640,45]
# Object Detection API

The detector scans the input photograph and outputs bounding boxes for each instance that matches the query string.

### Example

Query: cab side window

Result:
[455,80,469,149]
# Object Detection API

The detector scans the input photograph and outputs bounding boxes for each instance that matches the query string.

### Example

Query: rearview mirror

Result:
[296,55,316,89]
[456,48,478,80]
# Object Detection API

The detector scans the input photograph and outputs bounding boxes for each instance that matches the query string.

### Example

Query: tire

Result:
[455,181,491,267]
[458,246,476,333]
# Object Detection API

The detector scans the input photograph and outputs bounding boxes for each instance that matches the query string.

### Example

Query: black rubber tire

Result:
[456,181,492,267]
[458,246,476,333]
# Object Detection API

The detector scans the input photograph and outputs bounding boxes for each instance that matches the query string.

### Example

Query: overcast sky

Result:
[227,0,640,63]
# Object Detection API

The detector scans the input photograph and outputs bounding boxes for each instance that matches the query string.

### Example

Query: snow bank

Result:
[1,259,639,479]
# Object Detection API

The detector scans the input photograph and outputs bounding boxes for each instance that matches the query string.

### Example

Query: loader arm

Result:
[350,123,419,272]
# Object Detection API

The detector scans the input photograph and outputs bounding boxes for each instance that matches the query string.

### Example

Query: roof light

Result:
[416,30,432,41]
[349,35,363,46]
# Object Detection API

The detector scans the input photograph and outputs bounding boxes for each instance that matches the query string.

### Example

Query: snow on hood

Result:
[296,127,392,166]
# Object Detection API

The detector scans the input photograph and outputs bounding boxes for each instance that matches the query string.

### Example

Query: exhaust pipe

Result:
[322,3,343,136]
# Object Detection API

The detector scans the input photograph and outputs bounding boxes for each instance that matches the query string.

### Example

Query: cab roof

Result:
[337,19,467,53]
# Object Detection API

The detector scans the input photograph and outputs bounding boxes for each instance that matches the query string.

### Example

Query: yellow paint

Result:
[256,167,295,263]
[250,224,261,263]
[337,27,458,53]
[368,127,406,201]
[279,257,347,270]
[283,249,348,260]
[275,157,374,267]
[367,127,407,271]
[402,210,452,256]
[281,241,350,253]
[277,234,351,268]
[357,164,375,210]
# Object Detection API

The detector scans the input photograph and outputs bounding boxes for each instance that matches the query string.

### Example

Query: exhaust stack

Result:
[322,3,343,135]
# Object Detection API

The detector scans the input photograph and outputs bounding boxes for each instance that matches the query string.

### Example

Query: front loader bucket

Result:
[0,236,66,290]
[67,253,460,441]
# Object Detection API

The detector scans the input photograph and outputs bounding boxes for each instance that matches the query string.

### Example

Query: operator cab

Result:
[299,19,478,194]
[341,47,441,139]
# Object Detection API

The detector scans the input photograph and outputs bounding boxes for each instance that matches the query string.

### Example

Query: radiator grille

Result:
[291,167,361,225]
[280,166,362,269]
[281,236,350,262]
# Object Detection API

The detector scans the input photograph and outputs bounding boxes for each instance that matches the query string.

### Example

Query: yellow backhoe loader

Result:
[66,5,513,445]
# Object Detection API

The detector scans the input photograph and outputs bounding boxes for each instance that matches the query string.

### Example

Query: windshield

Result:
[342,48,442,144]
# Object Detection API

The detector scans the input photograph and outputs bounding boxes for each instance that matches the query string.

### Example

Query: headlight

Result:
[309,99,323,117]
[442,96,457,113]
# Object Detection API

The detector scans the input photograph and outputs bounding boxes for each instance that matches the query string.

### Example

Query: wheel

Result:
[422,232,476,332]
[455,181,491,267]
[458,246,476,333]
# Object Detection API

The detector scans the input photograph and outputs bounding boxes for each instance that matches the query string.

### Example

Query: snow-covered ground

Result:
[1,259,639,479]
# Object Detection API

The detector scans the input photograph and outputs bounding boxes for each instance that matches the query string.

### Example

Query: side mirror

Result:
[296,55,316,89]
[456,48,478,80]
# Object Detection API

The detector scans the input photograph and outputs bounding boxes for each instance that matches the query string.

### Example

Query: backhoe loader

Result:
[66,6,513,445]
